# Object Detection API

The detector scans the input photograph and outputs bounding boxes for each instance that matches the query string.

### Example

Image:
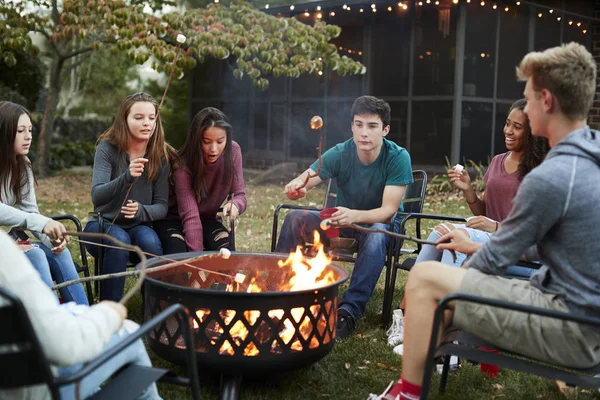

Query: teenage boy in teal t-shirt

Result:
[275,95,413,340]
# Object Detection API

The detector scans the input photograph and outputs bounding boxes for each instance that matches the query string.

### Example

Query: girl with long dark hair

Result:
[175,107,246,252]
[0,101,88,304]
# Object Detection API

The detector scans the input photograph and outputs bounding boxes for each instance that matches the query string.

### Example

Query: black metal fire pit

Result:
[141,251,348,400]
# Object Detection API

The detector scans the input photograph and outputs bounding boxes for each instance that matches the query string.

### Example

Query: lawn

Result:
[35,169,600,400]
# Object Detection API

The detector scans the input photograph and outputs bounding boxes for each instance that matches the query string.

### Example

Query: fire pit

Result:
[141,243,348,400]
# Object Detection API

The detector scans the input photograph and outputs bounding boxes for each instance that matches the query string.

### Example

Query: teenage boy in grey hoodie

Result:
[376,42,600,400]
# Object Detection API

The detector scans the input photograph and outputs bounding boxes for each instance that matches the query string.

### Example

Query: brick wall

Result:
[589,1,600,130]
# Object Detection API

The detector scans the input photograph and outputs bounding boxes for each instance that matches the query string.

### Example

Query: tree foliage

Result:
[0,0,365,175]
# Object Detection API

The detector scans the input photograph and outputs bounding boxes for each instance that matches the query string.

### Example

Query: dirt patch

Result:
[36,170,92,204]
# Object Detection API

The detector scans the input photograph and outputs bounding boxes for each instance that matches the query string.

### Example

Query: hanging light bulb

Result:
[504,6,509,11]
[317,5,321,10]
[265,4,269,8]
[290,5,294,10]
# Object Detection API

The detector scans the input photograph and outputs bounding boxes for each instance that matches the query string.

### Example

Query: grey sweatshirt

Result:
[468,126,600,318]
[90,141,169,229]
[0,162,53,248]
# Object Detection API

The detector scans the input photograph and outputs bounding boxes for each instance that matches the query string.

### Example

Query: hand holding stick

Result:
[319,219,458,263]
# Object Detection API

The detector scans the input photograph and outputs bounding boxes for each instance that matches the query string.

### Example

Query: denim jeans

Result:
[56,320,161,400]
[275,210,399,323]
[415,225,535,278]
[83,222,163,301]
[23,243,89,305]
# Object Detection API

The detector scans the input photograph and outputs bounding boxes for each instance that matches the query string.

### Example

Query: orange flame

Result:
[193,231,334,356]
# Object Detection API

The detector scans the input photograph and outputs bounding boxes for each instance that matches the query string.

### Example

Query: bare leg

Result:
[401,261,467,385]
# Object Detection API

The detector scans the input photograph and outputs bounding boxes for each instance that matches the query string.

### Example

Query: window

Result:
[386,101,408,149]
[493,102,511,157]
[412,6,457,96]
[371,11,411,96]
[460,102,492,165]
[497,5,529,100]
[464,2,497,98]
[325,101,353,148]
[222,102,250,151]
[410,101,453,165]
[534,6,561,52]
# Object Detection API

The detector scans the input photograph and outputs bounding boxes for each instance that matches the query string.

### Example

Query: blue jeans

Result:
[56,320,161,400]
[415,225,535,278]
[23,243,89,305]
[83,222,163,301]
[275,210,399,323]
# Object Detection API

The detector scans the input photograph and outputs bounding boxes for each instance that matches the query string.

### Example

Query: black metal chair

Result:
[48,214,94,305]
[0,286,201,400]
[270,170,428,326]
[381,212,468,326]
[421,292,600,399]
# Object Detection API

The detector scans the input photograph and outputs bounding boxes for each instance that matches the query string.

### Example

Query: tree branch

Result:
[63,46,94,60]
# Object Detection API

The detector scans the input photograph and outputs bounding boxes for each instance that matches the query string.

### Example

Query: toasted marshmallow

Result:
[219,248,231,259]
[234,273,246,284]
[454,164,464,173]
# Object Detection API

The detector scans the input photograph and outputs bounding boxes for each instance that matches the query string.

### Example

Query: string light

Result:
[480,1,485,6]
[467,0,471,3]
[342,4,347,9]
[435,0,439,4]
[577,22,582,26]
[538,12,542,18]
[317,12,322,18]
[317,5,321,10]
[289,5,294,10]
[388,6,392,11]
[453,0,458,3]
[371,3,376,8]
[492,4,496,9]
[330,11,335,16]
[549,9,553,13]
[418,2,423,5]
[557,17,561,21]
[583,29,587,34]
[426,0,431,3]
[480,52,485,58]
[318,71,323,76]
[359,8,364,12]
[347,6,351,10]
[516,1,520,4]
[373,8,377,12]
[568,20,573,25]
[504,6,509,11]
[265,4,269,8]
[304,11,309,16]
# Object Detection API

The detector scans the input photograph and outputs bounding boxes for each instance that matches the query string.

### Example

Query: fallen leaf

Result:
[345,363,351,369]
[376,362,399,372]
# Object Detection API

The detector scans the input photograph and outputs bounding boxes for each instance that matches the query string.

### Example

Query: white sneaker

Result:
[387,309,404,346]
[392,343,404,356]
[436,356,460,374]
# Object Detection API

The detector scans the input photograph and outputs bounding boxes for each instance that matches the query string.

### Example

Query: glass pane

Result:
[494,102,511,158]
[291,71,325,98]
[386,101,408,149]
[222,102,249,152]
[253,103,268,151]
[464,2,496,98]
[413,5,457,96]
[270,103,286,151]
[191,60,224,98]
[289,102,325,158]
[497,5,529,100]
[534,7,561,51]
[329,24,364,98]
[563,19,590,48]
[254,76,287,99]
[460,102,492,165]
[410,101,453,166]
[371,8,411,96]
[324,101,353,148]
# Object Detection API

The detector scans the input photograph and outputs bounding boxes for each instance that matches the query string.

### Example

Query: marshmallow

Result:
[219,248,231,259]
[176,34,186,44]
[454,164,464,173]
[319,219,332,231]
[234,273,246,284]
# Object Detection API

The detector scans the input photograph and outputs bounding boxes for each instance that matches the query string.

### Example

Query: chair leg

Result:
[381,261,393,327]
[439,355,451,393]
[382,263,400,327]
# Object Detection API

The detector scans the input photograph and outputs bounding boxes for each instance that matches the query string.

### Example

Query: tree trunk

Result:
[34,55,63,177]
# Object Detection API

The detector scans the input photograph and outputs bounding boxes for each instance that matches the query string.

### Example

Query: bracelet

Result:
[495,221,499,231]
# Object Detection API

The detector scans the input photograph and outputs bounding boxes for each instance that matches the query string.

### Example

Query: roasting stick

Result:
[320,219,458,263]
[297,116,324,190]
[51,231,236,299]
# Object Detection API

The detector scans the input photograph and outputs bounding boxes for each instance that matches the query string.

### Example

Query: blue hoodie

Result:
[468,126,600,318]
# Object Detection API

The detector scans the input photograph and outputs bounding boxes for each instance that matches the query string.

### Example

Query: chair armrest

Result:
[54,304,196,386]
[271,203,323,252]
[394,213,468,257]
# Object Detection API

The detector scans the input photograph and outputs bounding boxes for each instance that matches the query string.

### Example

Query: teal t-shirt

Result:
[309,138,413,212]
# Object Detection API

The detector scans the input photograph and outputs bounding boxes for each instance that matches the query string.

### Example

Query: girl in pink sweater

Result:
[175,107,246,252]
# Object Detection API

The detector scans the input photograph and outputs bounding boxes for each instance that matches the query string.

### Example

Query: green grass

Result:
[36,171,600,400]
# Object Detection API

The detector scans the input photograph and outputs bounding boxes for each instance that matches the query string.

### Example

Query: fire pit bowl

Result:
[141,251,348,385]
